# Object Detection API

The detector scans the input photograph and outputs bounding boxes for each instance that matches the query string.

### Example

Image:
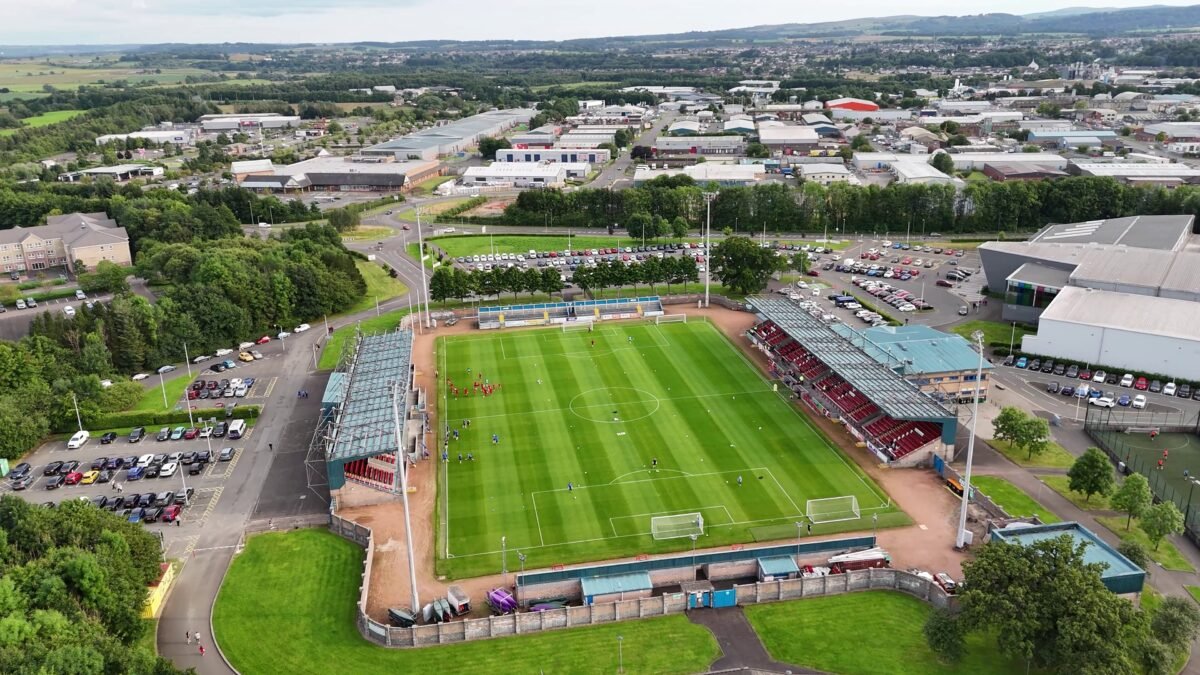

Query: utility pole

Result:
[955,330,985,550]
[416,207,433,329]
[183,342,192,378]
[703,191,717,308]
[71,392,83,432]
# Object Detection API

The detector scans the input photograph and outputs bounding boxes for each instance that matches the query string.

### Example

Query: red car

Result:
[1135,377,1149,390]
[807,270,820,277]
[64,471,83,485]
[256,336,271,345]
[187,389,198,400]
[936,279,954,287]
[183,427,199,440]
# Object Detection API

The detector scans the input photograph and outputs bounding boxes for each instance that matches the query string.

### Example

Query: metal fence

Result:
[1084,407,1200,543]
[324,512,950,648]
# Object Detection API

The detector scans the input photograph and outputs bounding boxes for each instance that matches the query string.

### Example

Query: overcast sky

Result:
[2,0,1198,45]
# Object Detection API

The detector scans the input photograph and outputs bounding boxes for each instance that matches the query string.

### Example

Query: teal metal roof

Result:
[837,325,996,376]
[321,372,347,406]
[991,522,1144,594]
[580,572,652,597]
[757,556,799,576]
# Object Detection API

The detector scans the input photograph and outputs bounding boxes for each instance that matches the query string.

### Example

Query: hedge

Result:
[59,404,262,434]
[435,196,487,220]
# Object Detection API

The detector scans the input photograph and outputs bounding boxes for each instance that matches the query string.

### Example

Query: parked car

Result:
[126,467,145,481]
[1179,384,1193,399]
[1093,370,1107,383]
[174,487,195,505]
[1028,359,1041,371]
[128,426,146,443]
[1149,380,1163,393]
[100,432,117,444]
[935,572,957,593]
[1061,386,1076,397]
[1133,394,1148,409]
[1164,382,1177,397]
[156,427,170,442]
[67,430,90,449]
[1054,363,1067,376]
[1002,355,1015,367]
[239,351,255,362]
[81,470,100,485]
[1066,365,1079,379]
[1016,357,1028,369]
[1079,369,1093,381]
[1046,382,1061,394]
[159,462,178,477]
[1120,373,1135,387]
[160,505,183,522]
[45,475,64,489]
[1118,394,1132,407]
[8,462,31,480]
[1090,395,1116,408]
[12,474,33,490]
[219,447,235,461]
[1135,377,1149,390]
[170,426,185,440]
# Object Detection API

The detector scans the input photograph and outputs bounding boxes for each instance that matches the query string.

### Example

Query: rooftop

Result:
[1037,286,1200,342]
[464,163,566,178]
[757,126,819,143]
[327,330,414,463]
[835,325,996,376]
[990,522,1144,593]
[1007,261,1073,288]
[580,572,652,598]
[892,161,953,181]
[1073,162,1200,179]
[0,212,128,248]
[749,295,953,421]
[1028,215,1193,251]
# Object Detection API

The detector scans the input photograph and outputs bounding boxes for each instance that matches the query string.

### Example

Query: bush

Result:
[437,196,487,219]
[64,404,261,433]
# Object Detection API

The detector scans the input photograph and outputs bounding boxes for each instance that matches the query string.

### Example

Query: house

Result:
[0,212,130,274]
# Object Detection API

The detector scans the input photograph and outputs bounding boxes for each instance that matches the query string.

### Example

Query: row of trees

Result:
[429,265,564,303]
[0,496,186,673]
[572,256,700,296]
[499,175,1200,235]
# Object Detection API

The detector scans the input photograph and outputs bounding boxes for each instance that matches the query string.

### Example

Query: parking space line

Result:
[205,449,242,479]
[262,376,278,398]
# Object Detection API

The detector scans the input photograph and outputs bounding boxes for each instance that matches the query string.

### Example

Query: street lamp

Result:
[618,635,625,674]
[157,370,169,410]
[501,536,508,585]
[702,192,717,308]
[274,325,287,353]
[872,512,878,539]
[955,330,986,550]
[1008,322,1017,355]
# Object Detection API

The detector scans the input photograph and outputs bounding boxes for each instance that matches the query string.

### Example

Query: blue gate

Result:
[712,589,737,608]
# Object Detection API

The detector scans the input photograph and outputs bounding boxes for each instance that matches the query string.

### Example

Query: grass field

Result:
[1090,429,1200,515]
[1188,586,1200,605]
[345,261,409,315]
[950,320,1032,348]
[437,320,901,578]
[1096,516,1196,573]
[134,375,191,412]
[0,61,214,92]
[214,528,720,675]
[744,591,1025,675]
[341,226,396,242]
[0,109,85,136]
[1040,474,1111,510]
[988,438,1076,469]
[970,476,1061,523]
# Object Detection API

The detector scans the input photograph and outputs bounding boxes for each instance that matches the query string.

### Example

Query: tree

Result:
[478,136,511,160]
[991,406,1026,449]
[710,235,783,296]
[326,207,360,232]
[1012,415,1050,460]
[959,534,1139,674]
[930,152,956,175]
[77,260,130,294]
[1151,596,1200,653]
[1141,501,1184,550]
[746,142,770,158]
[1117,541,1149,571]
[790,252,809,275]
[1111,473,1153,530]
[429,266,455,304]
[1067,447,1115,502]
[923,608,965,664]
[670,216,689,241]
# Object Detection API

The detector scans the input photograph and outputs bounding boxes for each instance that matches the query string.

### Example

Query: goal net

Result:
[806,496,861,524]
[650,513,705,540]
[656,314,688,325]
[1124,426,1160,434]
[562,320,594,333]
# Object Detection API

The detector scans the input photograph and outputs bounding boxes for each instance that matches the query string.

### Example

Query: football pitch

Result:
[436,320,902,578]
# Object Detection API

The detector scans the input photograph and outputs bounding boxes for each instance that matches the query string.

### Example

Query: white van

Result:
[67,430,90,449]
[227,419,247,439]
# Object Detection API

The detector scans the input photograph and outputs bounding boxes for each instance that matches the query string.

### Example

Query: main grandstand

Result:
[748,296,957,465]
[308,328,428,497]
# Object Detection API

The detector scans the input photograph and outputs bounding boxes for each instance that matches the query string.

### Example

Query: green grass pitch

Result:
[436,319,902,578]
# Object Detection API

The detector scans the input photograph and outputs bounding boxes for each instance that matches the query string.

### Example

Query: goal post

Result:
[655,314,687,325]
[562,320,594,333]
[650,512,705,540]
[806,496,861,524]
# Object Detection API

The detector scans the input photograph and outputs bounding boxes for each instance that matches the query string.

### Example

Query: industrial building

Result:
[197,113,300,132]
[363,109,535,161]
[1070,161,1200,185]
[798,164,858,185]
[510,124,562,148]
[979,215,1200,380]
[1027,129,1119,146]
[982,163,1068,181]
[496,148,611,164]
[825,97,879,112]
[239,156,443,192]
[756,126,820,154]
[655,136,745,156]
[57,164,163,182]
[95,129,194,146]
[632,163,765,187]
[667,120,702,136]
[934,152,1068,172]
[891,161,957,185]
[461,162,568,188]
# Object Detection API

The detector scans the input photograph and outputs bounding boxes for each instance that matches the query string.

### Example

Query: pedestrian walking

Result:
[175,517,181,527]
[187,631,192,645]
[1159,459,1165,470]
[199,645,206,656]
[627,335,633,344]
[442,450,448,463]
[268,443,274,452]
[195,631,202,644]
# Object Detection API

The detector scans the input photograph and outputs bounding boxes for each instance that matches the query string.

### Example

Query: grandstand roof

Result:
[327,329,414,463]
[835,324,995,376]
[749,296,953,421]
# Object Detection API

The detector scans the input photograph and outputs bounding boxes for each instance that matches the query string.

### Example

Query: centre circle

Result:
[568,387,661,424]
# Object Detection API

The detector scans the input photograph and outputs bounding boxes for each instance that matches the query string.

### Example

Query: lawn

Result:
[951,320,1032,348]
[1188,586,1200,605]
[318,308,415,369]
[341,226,396,242]
[1040,474,1111,510]
[987,438,1076,469]
[213,528,720,675]
[0,109,85,136]
[134,375,192,412]
[437,320,900,577]
[744,591,1026,675]
[410,175,456,194]
[1096,516,1196,573]
[345,261,409,315]
[970,476,1061,523]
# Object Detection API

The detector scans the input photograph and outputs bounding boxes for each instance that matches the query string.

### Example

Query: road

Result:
[592,111,677,189]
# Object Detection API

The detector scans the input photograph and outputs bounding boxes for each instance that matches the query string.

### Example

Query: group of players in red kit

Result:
[448,371,501,399]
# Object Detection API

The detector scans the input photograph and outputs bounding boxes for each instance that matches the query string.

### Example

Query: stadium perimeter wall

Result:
[324,515,953,648]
